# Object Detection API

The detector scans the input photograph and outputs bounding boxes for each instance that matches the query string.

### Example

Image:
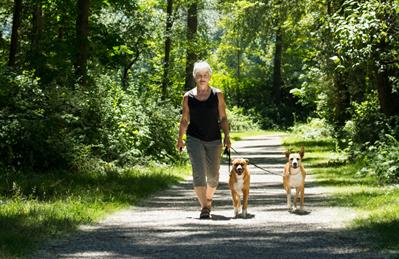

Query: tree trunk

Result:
[375,3,399,116]
[0,30,4,48]
[236,49,241,78]
[184,2,198,91]
[326,0,332,15]
[121,49,140,90]
[8,0,22,67]
[272,26,283,107]
[30,1,43,68]
[75,0,90,84]
[333,72,350,126]
[376,67,399,116]
[161,0,174,99]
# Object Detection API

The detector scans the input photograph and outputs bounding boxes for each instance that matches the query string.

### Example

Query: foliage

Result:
[0,0,398,210]
[0,68,74,169]
[227,106,260,132]
[0,68,180,172]
[0,0,186,172]
[85,74,181,167]
[361,134,399,184]
[341,95,389,151]
[341,95,399,165]
[68,74,181,170]
[289,118,333,139]
[290,116,399,185]
[328,0,399,82]
[319,0,399,122]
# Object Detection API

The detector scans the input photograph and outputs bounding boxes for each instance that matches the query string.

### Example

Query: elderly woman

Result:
[176,61,231,219]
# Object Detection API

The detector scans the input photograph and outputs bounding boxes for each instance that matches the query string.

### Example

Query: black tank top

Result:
[187,87,221,141]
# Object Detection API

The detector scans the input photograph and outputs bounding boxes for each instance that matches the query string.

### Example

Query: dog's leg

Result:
[283,173,289,193]
[242,188,249,218]
[283,170,291,210]
[286,187,291,210]
[301,171,306,210]
[235,192,241,217]
[231,191,240,217]
[294,187,300,210]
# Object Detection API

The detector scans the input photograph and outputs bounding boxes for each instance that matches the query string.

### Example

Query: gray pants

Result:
[186,135,222,188]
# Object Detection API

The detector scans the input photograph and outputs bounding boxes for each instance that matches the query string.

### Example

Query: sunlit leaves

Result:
[329,0,398,71]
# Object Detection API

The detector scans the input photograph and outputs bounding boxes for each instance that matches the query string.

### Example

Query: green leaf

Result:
[330,56,341,64]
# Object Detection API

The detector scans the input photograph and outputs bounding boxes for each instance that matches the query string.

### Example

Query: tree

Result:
[29,0,43,72]
[184,1,198,90]
[272,26,283,107]
[162,0,174,99]
[374,0,399,116]
[8,0,22,66]
[75,0,90,84]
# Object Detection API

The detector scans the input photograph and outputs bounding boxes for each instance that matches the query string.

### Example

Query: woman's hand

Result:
[176,139,185,151]
[224,135,231,150]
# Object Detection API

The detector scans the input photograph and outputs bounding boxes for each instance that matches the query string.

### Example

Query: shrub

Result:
[361,134,399,184]
[289,117,333,139]
[86,74,181,168]
[0,69,182,172]
[0,69,73,169]
[347,96,390,151]
[227,106,261,132]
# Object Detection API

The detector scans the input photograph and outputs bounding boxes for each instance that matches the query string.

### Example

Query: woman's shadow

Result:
[195,213,256,220]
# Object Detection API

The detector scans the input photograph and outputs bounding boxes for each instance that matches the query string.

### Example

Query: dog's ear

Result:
[245,159,249,165]
[299,146,305,158]
[284,151,290,159]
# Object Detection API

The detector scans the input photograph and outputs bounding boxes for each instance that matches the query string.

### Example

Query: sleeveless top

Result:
[187,87,221,141]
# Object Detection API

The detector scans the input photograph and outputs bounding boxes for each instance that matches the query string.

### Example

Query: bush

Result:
[227,106,261,132]
[361,135,399,184]
[289,117,333,139]
[83,74,181,168]
[0,69,182,172]
[0,69,74,169]
[346,96,390,151]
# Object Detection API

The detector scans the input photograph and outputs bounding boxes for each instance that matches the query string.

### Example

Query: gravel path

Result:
[35,135,386,258]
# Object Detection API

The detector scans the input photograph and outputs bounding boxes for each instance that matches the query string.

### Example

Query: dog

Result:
[283,146,306,211]
[229,158,250,218]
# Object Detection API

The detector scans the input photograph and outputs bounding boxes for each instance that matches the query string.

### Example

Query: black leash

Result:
[223,147,231,174]
[226,146,283,176]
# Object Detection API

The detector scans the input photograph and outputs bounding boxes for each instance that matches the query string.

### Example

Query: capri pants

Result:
[186,135,222,188]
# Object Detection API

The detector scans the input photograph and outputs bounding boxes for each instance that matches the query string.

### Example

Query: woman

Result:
[176,61,231,219]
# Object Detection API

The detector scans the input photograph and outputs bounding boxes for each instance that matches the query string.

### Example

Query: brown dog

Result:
[283,147,306,211]
[229,158,250,218]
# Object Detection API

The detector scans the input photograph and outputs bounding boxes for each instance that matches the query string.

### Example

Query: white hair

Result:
[193,61,213,77]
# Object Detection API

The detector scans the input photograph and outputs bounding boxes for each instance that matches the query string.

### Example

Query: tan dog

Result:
[229,158,250,218]
[283,147,306,211]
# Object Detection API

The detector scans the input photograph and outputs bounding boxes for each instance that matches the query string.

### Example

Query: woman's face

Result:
[194,69,211,87]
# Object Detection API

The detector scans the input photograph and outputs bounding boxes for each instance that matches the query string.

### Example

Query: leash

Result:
[223,147,231,175]
[226,146,283,176]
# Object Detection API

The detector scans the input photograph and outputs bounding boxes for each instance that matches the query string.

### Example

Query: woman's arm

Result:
[176,95,190,150]
[217,92,231,149]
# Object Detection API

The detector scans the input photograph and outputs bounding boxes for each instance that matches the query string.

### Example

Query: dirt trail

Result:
[35,135,385,258]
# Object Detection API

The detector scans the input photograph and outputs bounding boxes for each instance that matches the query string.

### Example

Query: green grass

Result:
[283,134,399,252]
[0,165,189,258]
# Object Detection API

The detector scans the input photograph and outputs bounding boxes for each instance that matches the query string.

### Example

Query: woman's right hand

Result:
[176,139,185,151]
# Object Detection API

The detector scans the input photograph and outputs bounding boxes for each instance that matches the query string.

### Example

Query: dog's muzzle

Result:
[235,165,244,175]
[292,162,298,168]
